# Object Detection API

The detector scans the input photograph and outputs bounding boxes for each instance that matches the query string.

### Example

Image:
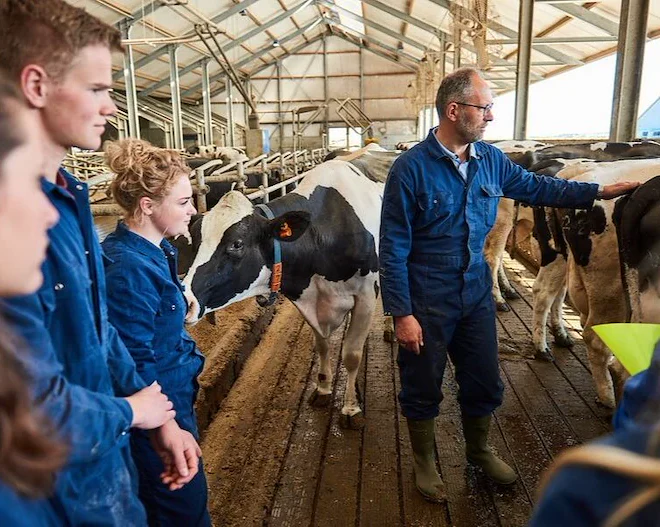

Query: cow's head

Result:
[182,191,310,324]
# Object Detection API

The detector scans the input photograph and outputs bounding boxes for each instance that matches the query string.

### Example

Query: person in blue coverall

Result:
[101,139,210,526]
[0,72,65,526]
[530,341,660,526]
[0,1,201,524]
[379,67,640,503]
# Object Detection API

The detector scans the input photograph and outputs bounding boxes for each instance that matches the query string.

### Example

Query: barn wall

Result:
[210,35,418,151]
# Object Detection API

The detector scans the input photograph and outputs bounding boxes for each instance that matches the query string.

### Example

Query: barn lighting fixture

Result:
[239,9,247,15]
[272,39,280,47]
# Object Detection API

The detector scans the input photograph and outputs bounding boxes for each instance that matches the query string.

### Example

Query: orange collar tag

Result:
[271,262,283,292]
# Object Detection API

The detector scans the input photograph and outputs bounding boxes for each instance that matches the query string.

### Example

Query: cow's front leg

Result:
[532,258,567,361]
[308,330,333,407]
[550,284,573,348]
[339,290,376,430]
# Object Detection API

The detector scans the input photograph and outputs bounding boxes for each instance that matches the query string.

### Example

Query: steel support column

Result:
[168,45,184,149]
[227,77,236,147]
[201,60,214,145]
[610,0,650,141]
[277,61,284,152]
[514,0,534,140]
[121,21,140,138]
[323,36,329,143]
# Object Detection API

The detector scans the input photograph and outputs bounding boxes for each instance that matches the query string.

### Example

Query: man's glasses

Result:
[455,102,494,115]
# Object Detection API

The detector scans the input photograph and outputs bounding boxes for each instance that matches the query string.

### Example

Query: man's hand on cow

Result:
[394,315,424,354]
[150,419,201,490]
[599,181,641,200]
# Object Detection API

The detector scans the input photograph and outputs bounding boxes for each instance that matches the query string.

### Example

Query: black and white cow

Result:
[487,141,660,312]
[181,160,383,428]
[614,175,660,324]
[531,159,660,408]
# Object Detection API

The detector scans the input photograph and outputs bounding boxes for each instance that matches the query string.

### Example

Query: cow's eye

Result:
[227,239,244,256]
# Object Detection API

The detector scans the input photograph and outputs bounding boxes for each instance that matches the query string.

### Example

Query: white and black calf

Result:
[182,160,383,428]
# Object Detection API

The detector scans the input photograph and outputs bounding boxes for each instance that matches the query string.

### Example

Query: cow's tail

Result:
[612,176,660,322]
[613,193,634,322]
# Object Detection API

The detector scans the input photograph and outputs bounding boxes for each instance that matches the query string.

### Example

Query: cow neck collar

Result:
[255,203,282,306]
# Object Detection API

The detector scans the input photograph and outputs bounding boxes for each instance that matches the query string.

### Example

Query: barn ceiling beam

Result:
[123,0,163,25]
[423,0,582,65]
[203,20,325,98]
[139,0,313,97]
[113,0,263,81]
[545,3,619,35]
[356,0,545,74]
[335,36,417,73]
[488,35,617,44]
[210,33,327,100]
[318,0,430,54]
[329,23,419,67]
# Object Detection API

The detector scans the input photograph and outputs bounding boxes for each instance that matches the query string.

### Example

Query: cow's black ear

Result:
[269,210,311,242]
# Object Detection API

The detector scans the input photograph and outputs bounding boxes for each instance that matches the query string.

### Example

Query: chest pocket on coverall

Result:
[481,184,503,230]
[416,191,454,232]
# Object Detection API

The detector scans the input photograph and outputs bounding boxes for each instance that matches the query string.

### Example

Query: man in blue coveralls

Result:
[379,68,640,503]
[0,0,201,524]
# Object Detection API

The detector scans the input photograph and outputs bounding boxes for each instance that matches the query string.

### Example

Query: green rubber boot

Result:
[406,418,447,503]
[462,414,518,485]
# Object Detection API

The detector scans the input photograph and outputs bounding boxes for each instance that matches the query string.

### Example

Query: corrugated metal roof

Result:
[71,0,660,100]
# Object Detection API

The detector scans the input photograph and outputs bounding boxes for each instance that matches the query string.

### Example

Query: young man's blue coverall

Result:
[0,169,148,526]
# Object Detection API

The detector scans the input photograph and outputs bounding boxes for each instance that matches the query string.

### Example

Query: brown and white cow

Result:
[181,160,383,428]
[532,159,660,408]
[485,141,550,311]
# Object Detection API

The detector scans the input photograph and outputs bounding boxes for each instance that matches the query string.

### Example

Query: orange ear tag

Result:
[280,222,292,238]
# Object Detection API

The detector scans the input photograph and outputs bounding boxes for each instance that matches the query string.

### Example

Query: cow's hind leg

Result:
[498,255,519,300]
[532,257,566,361]
[582,326,616,409]
[339,287,377,430]
[308,330,333,407]
[550,284,573,348]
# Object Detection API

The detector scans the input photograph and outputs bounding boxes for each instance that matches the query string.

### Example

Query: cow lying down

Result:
[181,160,384,428]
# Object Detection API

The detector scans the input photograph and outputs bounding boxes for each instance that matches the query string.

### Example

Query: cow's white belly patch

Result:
[293,271,377,338]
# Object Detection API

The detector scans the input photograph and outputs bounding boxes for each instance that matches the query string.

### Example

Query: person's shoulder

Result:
[391,140,429,174]
[476,141,503,158]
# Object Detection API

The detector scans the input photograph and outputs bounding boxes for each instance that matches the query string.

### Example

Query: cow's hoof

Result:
[535,348,555,362]
[340,412,365,430]
[496,302,511,312]
[383,329,395,343]
[554,333,574,348]
[503,289,520,300]
[308,390,332,407]
[595,396,616,410]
